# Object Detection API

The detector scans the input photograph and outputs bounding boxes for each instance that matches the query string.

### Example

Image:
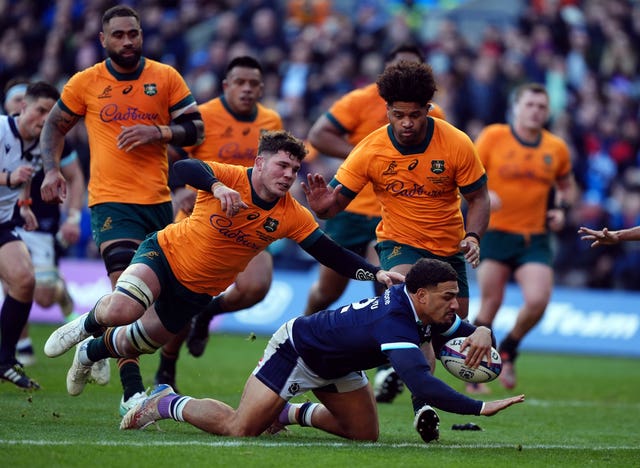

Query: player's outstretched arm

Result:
[480,394,525,416]
[578,226,620,247]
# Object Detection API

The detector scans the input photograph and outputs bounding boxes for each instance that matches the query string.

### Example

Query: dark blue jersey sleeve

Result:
[172,159,218,191]
[303,233,381,281]
[387,346,483,415]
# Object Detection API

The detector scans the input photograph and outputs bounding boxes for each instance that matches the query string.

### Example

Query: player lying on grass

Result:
[120,258,525,443]
[42,130,404,402]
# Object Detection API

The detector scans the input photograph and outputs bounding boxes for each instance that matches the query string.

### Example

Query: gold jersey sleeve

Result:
[328,84,446,217]
[335,118,486,256]
[186,97,283,167]
[60,58,196,206]
[476,124,572,235]
[157,162,319,294]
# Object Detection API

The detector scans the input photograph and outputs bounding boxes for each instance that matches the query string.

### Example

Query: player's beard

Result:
[108,47,142,70]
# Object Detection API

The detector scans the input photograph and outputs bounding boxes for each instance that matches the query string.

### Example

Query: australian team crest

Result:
[264,217,279,233]
[430,160,445,174]
[144,83,157,96]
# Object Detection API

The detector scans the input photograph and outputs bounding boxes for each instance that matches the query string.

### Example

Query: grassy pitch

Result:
[1,324,638,467]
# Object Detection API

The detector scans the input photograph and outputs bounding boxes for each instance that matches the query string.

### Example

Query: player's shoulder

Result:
[256,102,283,122]
[142,57,179,73]
[541,128,570,149]
[68,61,105,84]
[433,117,475,143]
[198,97,223,115]
[476,123,510,140]
[333,83,378,108]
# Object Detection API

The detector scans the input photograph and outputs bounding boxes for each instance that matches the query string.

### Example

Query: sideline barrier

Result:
[27,259,640,358]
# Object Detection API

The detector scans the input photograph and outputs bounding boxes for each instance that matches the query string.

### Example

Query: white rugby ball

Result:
[439,337,502,383]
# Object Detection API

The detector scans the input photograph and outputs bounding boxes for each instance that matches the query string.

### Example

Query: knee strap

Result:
[115,272,154,311]
[101,240,139,275]
[126,320,161,354]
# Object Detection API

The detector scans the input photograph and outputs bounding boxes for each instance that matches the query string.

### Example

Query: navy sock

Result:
[119,360,145,400]
[498,334,520,361]
[0,295,32,363]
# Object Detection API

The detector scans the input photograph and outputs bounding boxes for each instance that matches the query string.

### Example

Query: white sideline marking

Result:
[527,398,640,409]
[0,440,638,450]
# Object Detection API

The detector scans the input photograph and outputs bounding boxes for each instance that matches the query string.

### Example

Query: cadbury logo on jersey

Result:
[263,217,279,233]
[100,104,159,123]
[430,160,445,174]
[144,83,157,96]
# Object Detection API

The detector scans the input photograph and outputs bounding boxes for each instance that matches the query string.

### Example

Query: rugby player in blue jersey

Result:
[121,258,524,442]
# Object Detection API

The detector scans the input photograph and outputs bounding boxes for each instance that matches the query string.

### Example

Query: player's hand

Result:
[301,173,341,218]
[547,208,566,232]
[20,207,38,231]
[212,183,247,217]
[117,124,160,152]
[578,226,619,247]
[172,187,197,216]
[480,394,525,416]
[460,238,480,269]
[58,220,81,245]
[375,270,405,288]
[41,169,67,204]
[10,165,34,186]
[460,326,493,368]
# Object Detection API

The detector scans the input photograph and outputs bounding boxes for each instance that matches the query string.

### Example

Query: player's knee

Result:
[33,287,56,308]
[348,426,379,441]
[7,267,35,297]
[101,240,139,275]
[235,281,270,303]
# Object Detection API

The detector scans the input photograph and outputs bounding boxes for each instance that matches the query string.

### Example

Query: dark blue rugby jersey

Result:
[291,284,483,415]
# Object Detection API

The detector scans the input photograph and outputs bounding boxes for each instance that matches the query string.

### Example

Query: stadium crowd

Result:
[1,0,639,290]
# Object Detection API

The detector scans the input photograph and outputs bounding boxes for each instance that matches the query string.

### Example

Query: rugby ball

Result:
[439,337,502,383]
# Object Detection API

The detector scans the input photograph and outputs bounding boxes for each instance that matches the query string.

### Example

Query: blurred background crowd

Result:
[1,0,639,290]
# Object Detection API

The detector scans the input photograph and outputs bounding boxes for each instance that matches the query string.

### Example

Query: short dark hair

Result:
[102,5,140,27]
[226,56,263,76]
[258,130,307,162]
[405,258,458,294]
[25,81,59,102]
[385,43,424,63]
[376,61,436,107]
[512,82,548,103]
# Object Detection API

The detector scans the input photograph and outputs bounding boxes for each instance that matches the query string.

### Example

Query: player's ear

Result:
[254,154,264,170]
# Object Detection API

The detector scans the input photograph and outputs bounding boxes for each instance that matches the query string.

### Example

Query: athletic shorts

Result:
[130,232,211,334]
[323,211,381,254]
[16,228,59,286]
[253,319,369,400]
[0,221,21,248]
[376,240,469,298]
[480,230,552,268]
[90,202,173,248]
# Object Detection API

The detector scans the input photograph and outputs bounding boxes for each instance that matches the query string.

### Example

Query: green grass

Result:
[1,324,638,467]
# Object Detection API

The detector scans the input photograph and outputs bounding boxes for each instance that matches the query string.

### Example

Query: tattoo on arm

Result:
[41,106,80,172]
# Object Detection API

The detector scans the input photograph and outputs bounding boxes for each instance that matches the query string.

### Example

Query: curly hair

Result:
[258,130,308,161]
[376,61,437,107]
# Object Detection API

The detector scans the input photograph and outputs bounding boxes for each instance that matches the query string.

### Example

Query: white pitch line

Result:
[0,440,638,450]
[526,398,640,409]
